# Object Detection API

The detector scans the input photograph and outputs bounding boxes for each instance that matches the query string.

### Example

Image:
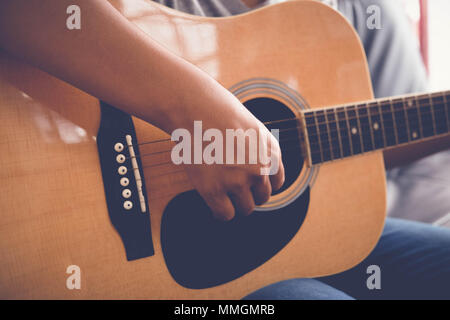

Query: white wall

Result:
[428,0,450,91]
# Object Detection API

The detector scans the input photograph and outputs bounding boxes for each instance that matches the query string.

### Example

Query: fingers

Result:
[265,134,285,192]
[201,174,281,221]
[194,129,285,221]
[229,187,255,216]
[269,155,285,191]
[251,175,272,205]
[203,192,235,221]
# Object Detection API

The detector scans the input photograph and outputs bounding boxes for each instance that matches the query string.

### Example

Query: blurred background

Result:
[402,0,450,91]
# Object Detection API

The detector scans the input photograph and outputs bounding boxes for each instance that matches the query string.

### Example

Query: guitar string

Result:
[145,166,450,203]
[129,123,448,174]
[140,137,305,172]
[148,163,450,189]
[138,121,448,173]
[126,125,305,161]
[118,96,450,182]
[135,126,449,181]
[126,107,447,162]
[137,129,403,180]
[130,102,448,149]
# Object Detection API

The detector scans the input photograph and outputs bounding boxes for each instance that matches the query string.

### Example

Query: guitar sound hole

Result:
[244,97,303,195]
[160,97,309,289]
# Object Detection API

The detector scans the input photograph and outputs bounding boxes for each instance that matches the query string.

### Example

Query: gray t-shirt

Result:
[152,0,249,16]
[152,1,337,16]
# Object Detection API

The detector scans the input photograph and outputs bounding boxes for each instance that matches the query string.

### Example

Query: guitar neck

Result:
[302,90,450,165]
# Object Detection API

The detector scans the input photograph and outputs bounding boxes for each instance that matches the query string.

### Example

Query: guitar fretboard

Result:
[303,91,450,165]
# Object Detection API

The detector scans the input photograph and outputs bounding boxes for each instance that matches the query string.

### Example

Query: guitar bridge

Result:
[96,102,154,261]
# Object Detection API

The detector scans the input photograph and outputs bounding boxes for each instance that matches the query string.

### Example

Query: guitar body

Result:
[0,0,386,299]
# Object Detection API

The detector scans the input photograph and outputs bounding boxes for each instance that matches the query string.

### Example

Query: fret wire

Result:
[325,111,335,160]
[430,95,449,134]
[338,107,352,157]
[366,102,377,151]
[417,95,435,137]
[313,111,325,163]
[401,97,412,143]
[379,99,388,147]
[376,101,387,147]
[428,93,438,135]
[444,94,450,130]
[388,99,400,146]
[370,102,386,149]
[407,96,423,141]
[306,115,322,165]
[357,103,375,152]
[447,93,450,129]
[334,108,344,159]
[344,106,355,156]
[325,110,340,159]
[392,98,410,144]
[355,105,365,153]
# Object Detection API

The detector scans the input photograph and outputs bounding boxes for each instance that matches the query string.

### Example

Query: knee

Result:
[242,278,354,300]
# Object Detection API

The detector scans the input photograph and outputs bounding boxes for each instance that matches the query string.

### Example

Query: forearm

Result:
[0,0,216,132]
[384,134,450,169]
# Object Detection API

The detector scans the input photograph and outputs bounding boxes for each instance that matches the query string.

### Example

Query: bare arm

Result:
[0,0,215,132]
[384,135,450,169]
[0,0,284,220]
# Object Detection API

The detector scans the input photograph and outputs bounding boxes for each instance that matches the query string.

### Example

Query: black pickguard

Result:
[161,97,310,289]
[161,188,309,289]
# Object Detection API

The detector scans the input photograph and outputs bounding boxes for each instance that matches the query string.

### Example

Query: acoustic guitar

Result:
[0,0,448,299]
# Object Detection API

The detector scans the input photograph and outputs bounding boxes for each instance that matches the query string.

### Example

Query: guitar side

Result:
[0,0,386,299]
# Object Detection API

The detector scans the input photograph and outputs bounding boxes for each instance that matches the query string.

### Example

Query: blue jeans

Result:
[244,218,450,300]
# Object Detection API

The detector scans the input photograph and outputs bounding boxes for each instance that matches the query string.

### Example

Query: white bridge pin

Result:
[120,177,129,187]
[118,166,127,175]
[123,201,133,210]
[116,154,126,164]
[122,189,132,198]
[114,142,124,152]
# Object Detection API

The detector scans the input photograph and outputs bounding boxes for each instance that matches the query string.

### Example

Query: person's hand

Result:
[166,77,285,221]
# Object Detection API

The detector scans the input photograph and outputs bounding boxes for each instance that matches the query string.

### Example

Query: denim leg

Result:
[243,278,354,300]
[319,218,450,299]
